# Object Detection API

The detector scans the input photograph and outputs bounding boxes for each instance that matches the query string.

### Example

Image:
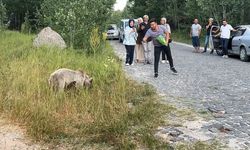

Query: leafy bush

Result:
[38,0,115,49]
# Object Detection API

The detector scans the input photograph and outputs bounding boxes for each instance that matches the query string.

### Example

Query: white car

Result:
[106,24,119,40]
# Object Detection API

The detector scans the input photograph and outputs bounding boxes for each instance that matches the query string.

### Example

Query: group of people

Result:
[122,15,237,78]
[123,15,177,78]
[190,18,237,58]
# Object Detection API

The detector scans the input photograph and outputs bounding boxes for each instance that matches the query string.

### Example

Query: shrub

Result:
[38,0,115,49]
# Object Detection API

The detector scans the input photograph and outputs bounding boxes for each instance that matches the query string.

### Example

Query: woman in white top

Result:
[123,19,137,65]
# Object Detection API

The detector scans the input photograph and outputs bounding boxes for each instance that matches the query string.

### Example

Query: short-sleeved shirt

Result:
[191,24,202,37]
[162,24,171,34]
[220,24,233,39]
[145,25,167,47]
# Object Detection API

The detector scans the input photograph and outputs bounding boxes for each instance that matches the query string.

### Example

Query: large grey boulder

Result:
[33,27,66,49]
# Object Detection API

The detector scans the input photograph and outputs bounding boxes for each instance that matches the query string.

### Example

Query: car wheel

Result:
[240,47,249,62]
[216,48,223,56]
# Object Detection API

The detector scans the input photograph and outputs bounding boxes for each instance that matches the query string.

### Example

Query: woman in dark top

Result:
[135,17,145,63]
[203,18,215,53]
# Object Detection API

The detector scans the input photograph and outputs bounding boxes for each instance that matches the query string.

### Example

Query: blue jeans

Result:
[204,35,209,51]
[220,38,229,55]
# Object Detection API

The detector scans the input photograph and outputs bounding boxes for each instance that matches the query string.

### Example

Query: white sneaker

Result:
[166,60,169,64]
[161,60,166,64]
[130,63,134,66]
[125,63,129,66]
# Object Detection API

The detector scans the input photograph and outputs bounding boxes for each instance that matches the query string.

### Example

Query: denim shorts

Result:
[192,36,200,47]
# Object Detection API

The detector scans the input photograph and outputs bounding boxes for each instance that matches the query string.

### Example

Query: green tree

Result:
[195,0,250,26]
[108,11,123,24]
[128,0,250,30]
[39,0,115,49]
[128,0,187,29]
[21,11,31,34]
[2,0,44,30]
[0,0,7,29]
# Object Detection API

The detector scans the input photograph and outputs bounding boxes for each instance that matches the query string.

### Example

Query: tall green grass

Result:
[172,30,206,47]
[0,31,172,149]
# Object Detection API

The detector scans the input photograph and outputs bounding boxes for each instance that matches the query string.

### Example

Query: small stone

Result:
[219,126,232,133]
[245,142,250,146]
[169,131,180,137]
[208,127,218,133]
[170,137,184,142]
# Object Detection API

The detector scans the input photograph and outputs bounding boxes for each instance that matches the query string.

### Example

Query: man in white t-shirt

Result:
[219,19,237,58]
[190,19,202,53]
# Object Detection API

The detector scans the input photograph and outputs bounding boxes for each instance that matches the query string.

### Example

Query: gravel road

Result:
[110,40,250,149]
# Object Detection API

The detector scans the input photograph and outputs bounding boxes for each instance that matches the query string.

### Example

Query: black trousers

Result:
[154,46,174,73]
[125,45,135,65]
[161,45,171,60]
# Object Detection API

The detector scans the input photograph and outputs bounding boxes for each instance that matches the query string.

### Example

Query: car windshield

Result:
[108,25,117,30]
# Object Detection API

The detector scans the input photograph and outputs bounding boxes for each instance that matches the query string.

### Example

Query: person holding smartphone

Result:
[123,19,137,66]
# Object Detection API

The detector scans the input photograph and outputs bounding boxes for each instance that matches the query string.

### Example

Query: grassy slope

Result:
[0,31,173,149]
[171,30,206,47]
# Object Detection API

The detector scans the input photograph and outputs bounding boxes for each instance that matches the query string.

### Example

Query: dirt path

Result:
[0,116,42,150]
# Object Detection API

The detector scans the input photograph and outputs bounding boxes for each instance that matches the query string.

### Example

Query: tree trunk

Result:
[222,5,226,19]
[240,1,245,24]
[212,11,220,26]
[171,0,178,30]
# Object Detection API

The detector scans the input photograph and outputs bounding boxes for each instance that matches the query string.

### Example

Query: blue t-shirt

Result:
[145,25,167,47]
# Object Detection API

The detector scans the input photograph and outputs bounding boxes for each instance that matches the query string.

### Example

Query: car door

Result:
[231,28,245,54]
